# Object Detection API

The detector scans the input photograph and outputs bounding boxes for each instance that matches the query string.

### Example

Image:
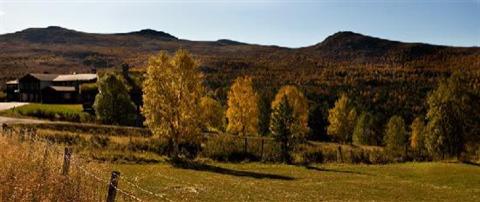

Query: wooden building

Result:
[6,73,97,103]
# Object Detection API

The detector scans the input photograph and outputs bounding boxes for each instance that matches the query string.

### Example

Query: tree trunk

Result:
[170,137,180,159]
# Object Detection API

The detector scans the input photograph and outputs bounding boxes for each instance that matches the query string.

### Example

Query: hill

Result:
[0,26,479,133]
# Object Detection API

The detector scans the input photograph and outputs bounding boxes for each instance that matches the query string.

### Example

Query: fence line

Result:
[72,160,142,202]
[0,125,176,202]
[119,175,172,202]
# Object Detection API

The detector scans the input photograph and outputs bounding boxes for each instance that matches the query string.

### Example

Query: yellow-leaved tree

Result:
[327,94,357,143]
[271,85,309,138]
[142,50,204,157]
[226,76,260,136]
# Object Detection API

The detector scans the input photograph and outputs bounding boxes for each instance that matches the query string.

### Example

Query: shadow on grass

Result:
[461,160,480,167]
[168,159,295,180]
[304,165,374,176]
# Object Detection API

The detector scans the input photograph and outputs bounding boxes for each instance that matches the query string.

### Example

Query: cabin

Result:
[6,73,97,103]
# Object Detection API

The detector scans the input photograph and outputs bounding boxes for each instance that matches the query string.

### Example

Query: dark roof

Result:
[45,86,76,92]
[29,73,60,81]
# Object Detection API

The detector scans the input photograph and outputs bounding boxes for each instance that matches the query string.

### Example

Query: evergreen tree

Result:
[93,73,137,126]
[258,92,272,136]
[308,103,329,141]
[271,85,309,139]
[270,96,295,163]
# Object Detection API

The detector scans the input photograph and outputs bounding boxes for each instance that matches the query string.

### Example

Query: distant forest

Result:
[1,27,479,139]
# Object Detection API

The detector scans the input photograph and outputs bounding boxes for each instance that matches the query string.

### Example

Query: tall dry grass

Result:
[0,130,109,201]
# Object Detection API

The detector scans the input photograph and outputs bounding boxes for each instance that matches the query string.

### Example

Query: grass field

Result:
[1,126,479,201]
[109,162,480,201]
[0,103,92,122]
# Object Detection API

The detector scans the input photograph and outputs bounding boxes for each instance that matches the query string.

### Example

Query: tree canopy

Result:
[200,96,225,131]
[410,116,426,158]
[352,112,376,146]
[270,96,296,163]
[327,94,357,143]
[425,71,480,159]
[142,50,204,157]
[226,76,260,136]
[93,73,137,126]
[384,115,408,160]
[271,85,309,138]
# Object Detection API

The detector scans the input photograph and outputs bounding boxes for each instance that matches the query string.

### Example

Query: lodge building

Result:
[5,73,97,103]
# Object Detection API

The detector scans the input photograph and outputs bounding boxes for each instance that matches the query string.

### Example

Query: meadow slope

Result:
[111,162,480,201]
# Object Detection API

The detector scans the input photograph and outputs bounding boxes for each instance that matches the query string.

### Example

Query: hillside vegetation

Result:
[1,26,479,128]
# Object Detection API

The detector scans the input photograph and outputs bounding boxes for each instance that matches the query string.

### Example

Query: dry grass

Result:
[0,132,112,201]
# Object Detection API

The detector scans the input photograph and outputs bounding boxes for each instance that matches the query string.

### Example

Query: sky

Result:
[0,0,479,48]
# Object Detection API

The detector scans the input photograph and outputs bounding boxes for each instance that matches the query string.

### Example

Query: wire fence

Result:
[0,124,173,202]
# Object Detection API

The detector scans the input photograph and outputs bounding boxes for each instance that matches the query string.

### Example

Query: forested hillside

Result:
[1,26,479,138]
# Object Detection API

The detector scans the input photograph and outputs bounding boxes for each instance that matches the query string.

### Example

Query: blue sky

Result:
[0,0,479,47]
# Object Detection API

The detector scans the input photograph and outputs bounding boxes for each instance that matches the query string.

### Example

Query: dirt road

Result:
[0,102,29,111]
[0,116,46,124]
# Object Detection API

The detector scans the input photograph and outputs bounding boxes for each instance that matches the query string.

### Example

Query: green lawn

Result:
[0,103,90,122]
[108,162,480,201]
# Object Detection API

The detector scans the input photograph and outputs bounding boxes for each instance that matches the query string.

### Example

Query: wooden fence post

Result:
[62,147,73,176]
[106,171,121,202]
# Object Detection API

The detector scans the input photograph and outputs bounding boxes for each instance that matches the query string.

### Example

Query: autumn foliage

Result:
[226,76,260,136]
[142,50,204,157]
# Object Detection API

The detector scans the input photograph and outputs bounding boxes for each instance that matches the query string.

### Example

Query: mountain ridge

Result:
[3,26,478,48]
[1,26,479,124]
